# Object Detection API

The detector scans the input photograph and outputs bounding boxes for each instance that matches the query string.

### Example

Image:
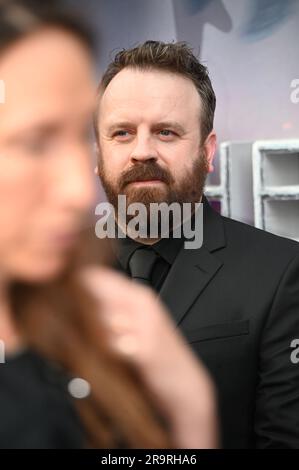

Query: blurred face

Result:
[0,28,96,282]
[97,68,216,213]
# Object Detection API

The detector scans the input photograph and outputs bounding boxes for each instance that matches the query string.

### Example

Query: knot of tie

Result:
[128,247,158,287]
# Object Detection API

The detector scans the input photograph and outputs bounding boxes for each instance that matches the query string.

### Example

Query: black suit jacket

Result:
[155,198,299,448]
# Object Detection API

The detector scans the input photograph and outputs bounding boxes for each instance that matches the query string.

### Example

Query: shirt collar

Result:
[115,233,184,272]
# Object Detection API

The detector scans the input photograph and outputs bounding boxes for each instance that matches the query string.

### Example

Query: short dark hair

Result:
[95,40,216,143]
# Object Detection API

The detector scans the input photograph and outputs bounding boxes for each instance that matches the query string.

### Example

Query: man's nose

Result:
[130,134,158,163]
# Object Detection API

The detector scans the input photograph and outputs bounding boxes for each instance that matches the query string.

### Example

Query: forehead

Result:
[99,68,201,124]
[0,28,94,133]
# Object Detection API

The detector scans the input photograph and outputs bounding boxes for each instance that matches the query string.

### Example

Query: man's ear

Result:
[203,131,217,173]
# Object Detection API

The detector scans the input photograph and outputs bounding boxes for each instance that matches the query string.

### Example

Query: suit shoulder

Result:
[221,215,299,256]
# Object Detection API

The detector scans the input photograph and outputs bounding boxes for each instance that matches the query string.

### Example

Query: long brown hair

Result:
[1,0,173,448]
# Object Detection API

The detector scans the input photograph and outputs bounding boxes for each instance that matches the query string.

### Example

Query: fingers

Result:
[78,267,144,358]
[79,266,152,309]
[99,306,140,357]
[77,266,194,367]
[78,266,171,333]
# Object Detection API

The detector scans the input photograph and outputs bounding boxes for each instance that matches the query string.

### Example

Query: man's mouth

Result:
[127,178,165,186]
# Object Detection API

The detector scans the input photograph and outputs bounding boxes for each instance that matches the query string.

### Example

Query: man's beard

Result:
[98,153,209,238]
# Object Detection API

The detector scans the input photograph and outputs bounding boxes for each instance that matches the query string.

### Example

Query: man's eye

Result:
[159,130,175,137]
[114,130,129,137]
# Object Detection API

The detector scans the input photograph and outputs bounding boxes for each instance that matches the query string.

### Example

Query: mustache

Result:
[119,162,174,190]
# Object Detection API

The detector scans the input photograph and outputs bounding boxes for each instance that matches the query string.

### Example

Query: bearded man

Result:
[94,40,299,449]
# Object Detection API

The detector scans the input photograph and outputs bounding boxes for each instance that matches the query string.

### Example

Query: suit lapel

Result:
[159,247,223,325]
[159,197,226,325]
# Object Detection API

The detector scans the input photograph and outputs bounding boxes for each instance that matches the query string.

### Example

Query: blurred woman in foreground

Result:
[0,0,218,448]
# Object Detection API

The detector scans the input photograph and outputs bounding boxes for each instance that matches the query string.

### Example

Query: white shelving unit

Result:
[252,140,299,242]
[206,141,255,225]
[205,142,231,217]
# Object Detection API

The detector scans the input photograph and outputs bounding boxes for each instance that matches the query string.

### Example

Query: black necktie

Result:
[128,247,158,287]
